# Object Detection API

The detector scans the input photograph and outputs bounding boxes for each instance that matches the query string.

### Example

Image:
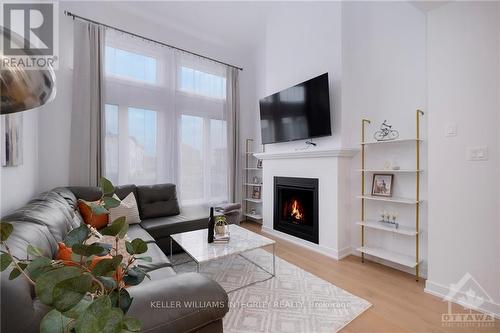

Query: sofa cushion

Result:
[140,214,208,240]
[136,184,180,219]
[136,243,172,272]
[127,225,155,243]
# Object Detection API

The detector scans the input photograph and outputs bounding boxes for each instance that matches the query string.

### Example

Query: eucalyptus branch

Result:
[2,241,35,285]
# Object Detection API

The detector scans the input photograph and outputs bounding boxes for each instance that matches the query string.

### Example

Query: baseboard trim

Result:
[261,226,349,260]
[425,279,500,319]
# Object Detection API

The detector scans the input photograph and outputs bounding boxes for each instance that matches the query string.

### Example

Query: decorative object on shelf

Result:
[253,176,261,184]
[383,160,392,170]
[374,120,399,141]
[257,159,263,169]
[250,208,257,215]
[1,113,23,167]
[371,174,394,197]
[252,186,261,199]
[207,207,215,243]
[391,155,401,170]
[380,211,399,229]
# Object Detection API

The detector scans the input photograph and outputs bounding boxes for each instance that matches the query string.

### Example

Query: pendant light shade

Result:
[0,27,56,115]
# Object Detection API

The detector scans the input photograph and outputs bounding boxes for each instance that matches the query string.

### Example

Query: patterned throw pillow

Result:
[108,193,141,225]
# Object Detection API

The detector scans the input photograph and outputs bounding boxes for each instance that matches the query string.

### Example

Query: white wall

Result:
[37,1,258,205]
[342,2,428,276]
[255,2,343,151]
[425,1,500,315]
[0,111,39,215]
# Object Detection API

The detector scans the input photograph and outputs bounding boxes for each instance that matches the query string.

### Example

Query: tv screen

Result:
[259,73,331,144]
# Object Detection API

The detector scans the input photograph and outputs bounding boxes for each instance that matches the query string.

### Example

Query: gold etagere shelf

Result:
[243,139,264,223]
[358,110,424,281]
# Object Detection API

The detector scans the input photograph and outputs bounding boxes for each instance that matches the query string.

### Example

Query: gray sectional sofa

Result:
[0,184,229,333]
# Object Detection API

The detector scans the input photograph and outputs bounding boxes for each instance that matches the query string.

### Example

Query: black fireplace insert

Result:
[274,176,319,244]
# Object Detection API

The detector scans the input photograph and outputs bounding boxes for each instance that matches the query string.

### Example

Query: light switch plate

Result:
[467,146,488,161]
[445,122,457,137]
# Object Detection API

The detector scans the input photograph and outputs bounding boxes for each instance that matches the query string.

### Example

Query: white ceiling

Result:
[116,1,269,50]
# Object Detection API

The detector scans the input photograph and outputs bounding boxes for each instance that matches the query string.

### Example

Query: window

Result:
[105,46,157,84]
[179,66,226,99]
[180,115,227,205]
[104,104,119,184]
[128,107,157,184]
[104,32,230,204]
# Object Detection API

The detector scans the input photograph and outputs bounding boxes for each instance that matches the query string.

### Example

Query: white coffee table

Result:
[170,224,276,292]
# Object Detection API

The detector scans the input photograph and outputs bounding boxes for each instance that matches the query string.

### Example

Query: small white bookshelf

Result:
[243,139,264,223]
[358,110,424,281]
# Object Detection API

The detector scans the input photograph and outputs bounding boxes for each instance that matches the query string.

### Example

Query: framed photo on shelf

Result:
[252,186,261,199]
[371,174,394,197]
[257,159,263,169]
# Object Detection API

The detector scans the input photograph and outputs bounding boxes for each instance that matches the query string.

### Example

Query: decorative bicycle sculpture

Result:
[374,120,399,141]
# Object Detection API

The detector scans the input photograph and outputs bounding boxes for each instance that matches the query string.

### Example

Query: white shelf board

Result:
[357,195,420,204]
[357,246,419,268]
[244,183,263,187]
[244,168,263,171]
[356,220,417,236]
[361,138,423,145]
[244,198,263,204]
[246,151,263,154]
[357,169,422,173]
[244,213,263,220]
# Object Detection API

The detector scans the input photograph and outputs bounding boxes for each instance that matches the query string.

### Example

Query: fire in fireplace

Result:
[274,177,319,244]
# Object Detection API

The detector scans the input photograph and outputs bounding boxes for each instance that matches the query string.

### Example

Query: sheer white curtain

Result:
[103,30,231,205]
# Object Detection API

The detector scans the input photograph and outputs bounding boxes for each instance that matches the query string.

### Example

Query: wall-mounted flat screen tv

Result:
[259,73,331,144]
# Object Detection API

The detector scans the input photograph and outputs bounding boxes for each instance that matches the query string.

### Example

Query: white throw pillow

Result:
[108,193,141,225]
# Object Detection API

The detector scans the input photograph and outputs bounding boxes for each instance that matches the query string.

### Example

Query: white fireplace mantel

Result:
[253,148,358,160]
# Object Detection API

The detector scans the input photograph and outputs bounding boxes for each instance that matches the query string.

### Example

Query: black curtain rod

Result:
[64,10,243,71]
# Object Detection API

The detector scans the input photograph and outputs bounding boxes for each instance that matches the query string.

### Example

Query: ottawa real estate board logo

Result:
[1,1,58,69]
[441,273,496,328]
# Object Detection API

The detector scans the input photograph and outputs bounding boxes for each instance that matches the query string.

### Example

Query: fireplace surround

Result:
[274,176,319,244]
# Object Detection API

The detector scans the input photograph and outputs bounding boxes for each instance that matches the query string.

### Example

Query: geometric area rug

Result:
[172,249,371,333]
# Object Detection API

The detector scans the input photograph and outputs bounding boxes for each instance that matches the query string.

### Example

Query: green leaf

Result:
[72,244,105,257]
[101,217,126,237]
[0,253,12,271]
[97,276,117,289]
[26,257,53,279]
[90,203,108,216]
[123,266,146,286]
[27,244,45,257]
[9,267,22,280]
[100,177,115,196]
[62,297,91,319]
[126,238,147,255]
[135,256,152,262]
[91,255,122,277]
[110,289,133,314]
[122,317,141,332]
[35,266,81,305]
[40,309,72,333]
[102,196,121,209]
[53,273,93,312]
[64,224,90,247]
[75,296,124,333]
[0,222,13,241]
[118,220,129,239]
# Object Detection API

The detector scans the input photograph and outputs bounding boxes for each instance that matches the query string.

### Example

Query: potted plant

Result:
[0,177,150,333]
[214,215,228,236]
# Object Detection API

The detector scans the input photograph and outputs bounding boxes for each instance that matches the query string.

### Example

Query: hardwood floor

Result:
[240,221,499,333]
